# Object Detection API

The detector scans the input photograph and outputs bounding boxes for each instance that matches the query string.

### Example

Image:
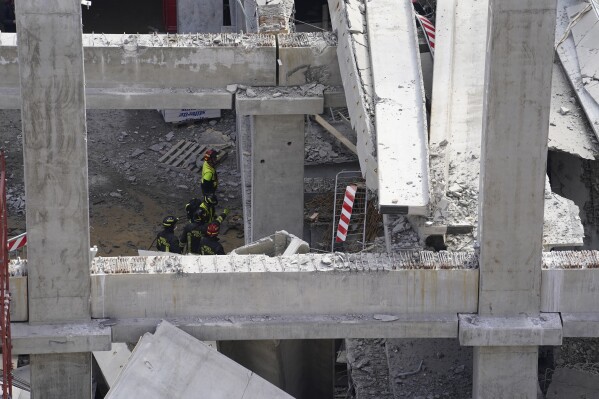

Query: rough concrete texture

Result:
[16,0,91,324]
[327,0,378,190]
[251,114,305,239]
[30,353,92,399]
[10,276,27,321]
[278,32,342,86]
[566,3,599,103]
[236,86,325,115]
[93,343,132,388]
[556,0,599,142]
[367,0,430,215]
[346,338,394,398]
[458,313,562,347]
[543,175,584,249]
[177,0,223,34]
[546,366,599,398]
[11,320,111,355]
[473,346,539,399]
[256,0,295,34]
[106,321,292,398]
[237,113,254,242]
[478,0,557,316]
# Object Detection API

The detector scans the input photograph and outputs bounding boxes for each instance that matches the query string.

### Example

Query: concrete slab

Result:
[109,313,460,343]
[11,321,111,355]
[278,32,342,86]
[367,0,430,215]
[556,0,599,142]
[458,313,562,346]
[30,353,92,399]
[106,321,292,398]
[93,343,132,388]
[231,230,309,256]
[236,88,324,115]
[567,3,599,103]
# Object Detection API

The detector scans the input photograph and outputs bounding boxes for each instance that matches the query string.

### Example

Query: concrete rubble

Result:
[106,321,292,398]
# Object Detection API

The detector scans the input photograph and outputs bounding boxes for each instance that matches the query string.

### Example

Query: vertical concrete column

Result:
[475,1,557,397]
[15,0,92,397]
[251,115,304,240]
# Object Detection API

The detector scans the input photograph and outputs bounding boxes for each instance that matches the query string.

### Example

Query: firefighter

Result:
[201,149,219,197]
[179,208,208,255]
[184,197,203,222]
[200,222,225,255]
[156,216,183,254]
[200,193,229,225]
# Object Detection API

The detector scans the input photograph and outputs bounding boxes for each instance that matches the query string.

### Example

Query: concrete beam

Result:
[458,313,562,347]
[541,269,599,313]
[0,87,233,110]
[89,254,479,319]
[109,314,459,343]
[236,88,324,115]
[11,321,112,355]
[278,32,342,86]
[367,0,430,215]
[0,32,277,90]
[561,313,599,337]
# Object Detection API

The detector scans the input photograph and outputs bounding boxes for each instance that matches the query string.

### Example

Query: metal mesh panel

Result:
[332,171,368,252]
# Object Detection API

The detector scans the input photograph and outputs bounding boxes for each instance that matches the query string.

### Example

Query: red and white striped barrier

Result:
[415,14,435,57]
[7,233,26,252]
[336,184,357,243]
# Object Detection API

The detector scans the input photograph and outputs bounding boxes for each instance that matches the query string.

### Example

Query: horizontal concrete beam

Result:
[89,253,479,318]
[541,269,599,313]
[1,32,277,90]
[11,321,112,355]
[458,313,563,346]
[109,313,459,342]
[236,89,324,115]
[561,313,599,337]
[0,87,233,110]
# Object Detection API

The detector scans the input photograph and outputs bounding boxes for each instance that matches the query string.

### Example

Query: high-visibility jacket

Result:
[201,162,218,196]
[156,228,183,254]
[199,202,227,225]
[200,236,225,255]
[179,221,207,254]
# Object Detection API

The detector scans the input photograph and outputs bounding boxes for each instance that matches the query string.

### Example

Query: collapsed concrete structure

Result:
[2,0,599,397]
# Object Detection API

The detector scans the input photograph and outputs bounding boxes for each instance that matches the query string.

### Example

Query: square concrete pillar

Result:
[473,346,538,398]
[251,115,305,240]
[478,0,557,316]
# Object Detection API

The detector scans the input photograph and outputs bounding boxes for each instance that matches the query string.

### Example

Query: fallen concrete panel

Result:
[328,0,378,190]
[109,313,459,343]
[458,313,562,346]
[231,230,309,255]
[93,343,132,388]
[548,63,598,159]
[367,0,429,215]
[543,175,584,249]
[561,313,599,337]
[541,269,599,313]
[0,32,277,90]
[11,321,111,355]
[278,32,342,86]
[556,1,599,141]
[567,4,599,103]
[546,367,599,399]
[106,321,292,399]
[90,254,479,319]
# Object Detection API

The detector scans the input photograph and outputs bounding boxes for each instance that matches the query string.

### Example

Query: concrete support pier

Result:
[472,0,558,397]
[251,115,305,239]
[15,0,92,396]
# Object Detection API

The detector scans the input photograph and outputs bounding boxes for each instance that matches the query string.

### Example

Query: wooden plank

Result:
[158,140,185,163]
[173,142,200,167]
[312,114,357,155]
[163,141,194,165]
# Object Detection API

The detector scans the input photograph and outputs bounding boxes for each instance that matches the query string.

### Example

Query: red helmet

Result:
[204,149,218,163]
[206,222,220,237]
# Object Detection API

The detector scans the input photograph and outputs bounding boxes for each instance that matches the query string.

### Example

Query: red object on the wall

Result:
[163,0,177,33]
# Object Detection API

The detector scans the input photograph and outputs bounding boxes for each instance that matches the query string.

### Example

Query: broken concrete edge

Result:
[235,91,324,115]
[107,313,459,343]
[11,320,112,355]
[231,230,309,255]
[458,313,563,347]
